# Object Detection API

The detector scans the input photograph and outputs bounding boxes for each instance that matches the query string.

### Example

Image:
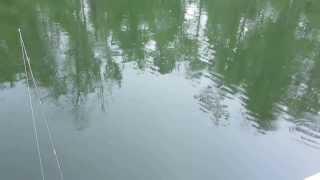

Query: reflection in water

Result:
[290,114,320,149]
[1,0,320,147]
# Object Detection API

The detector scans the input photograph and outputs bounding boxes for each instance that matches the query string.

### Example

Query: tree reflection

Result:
[1,0,320,135]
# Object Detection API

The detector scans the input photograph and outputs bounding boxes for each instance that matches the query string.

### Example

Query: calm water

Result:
[1,0,320,179]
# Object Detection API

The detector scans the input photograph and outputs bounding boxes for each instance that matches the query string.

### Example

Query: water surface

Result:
[1,0,320,179]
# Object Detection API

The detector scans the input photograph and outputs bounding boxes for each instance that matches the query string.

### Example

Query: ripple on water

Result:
[289,114,320,150]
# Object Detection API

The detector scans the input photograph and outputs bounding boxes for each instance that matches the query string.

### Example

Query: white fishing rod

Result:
[18,28,64,180]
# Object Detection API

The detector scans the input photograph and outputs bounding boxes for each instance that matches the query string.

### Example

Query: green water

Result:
[1,0,320,179]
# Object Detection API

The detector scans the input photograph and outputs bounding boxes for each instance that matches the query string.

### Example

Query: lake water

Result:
[1,0,320,179]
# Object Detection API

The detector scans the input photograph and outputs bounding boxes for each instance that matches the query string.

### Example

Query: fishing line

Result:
[18,28,45,180]
[18,28,64,180]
